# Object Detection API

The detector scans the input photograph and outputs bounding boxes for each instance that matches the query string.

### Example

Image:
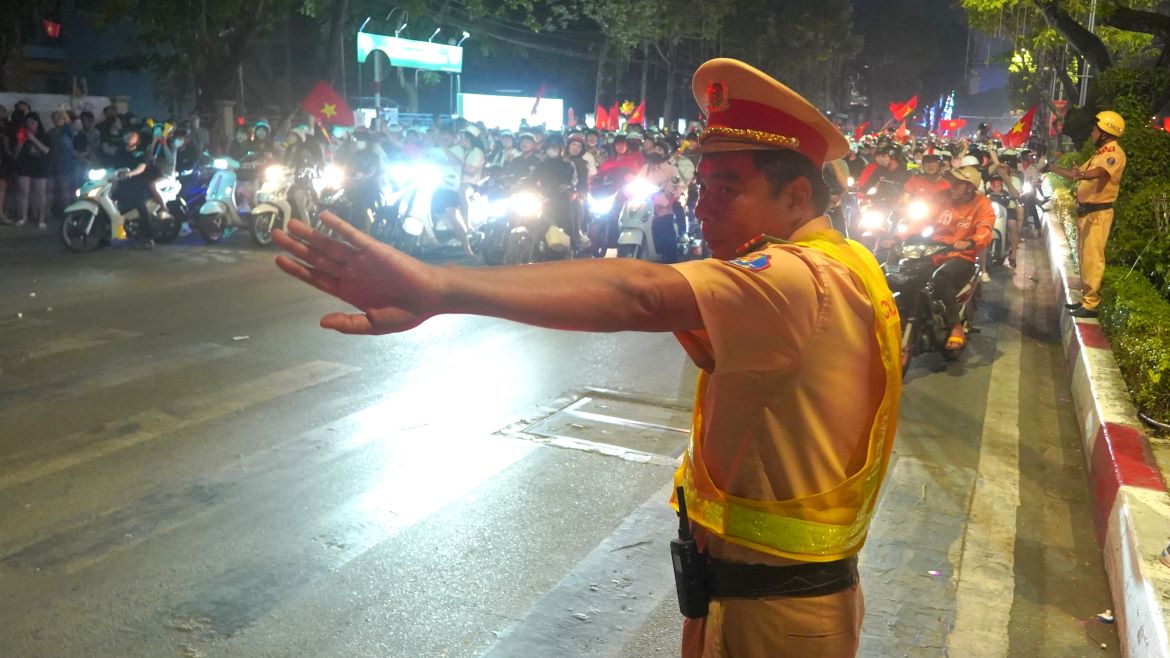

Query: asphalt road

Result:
[0,223,1119,657]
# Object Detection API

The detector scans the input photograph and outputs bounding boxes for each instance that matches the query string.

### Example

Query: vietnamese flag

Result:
[939,118,967,135]
[895,120,910,143]
[627,100,646,126]
[595,104,608,130]
[889,95,918,122]
[530,84,546,116]
[1163,117,1170,132]
[608,101,620,131]
[300,81,353,126]
[567,107,577,128]
[852,121,871,141]
[1002,105,1037,148]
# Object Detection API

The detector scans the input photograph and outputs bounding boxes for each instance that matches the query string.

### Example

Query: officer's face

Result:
[695,152,797,260]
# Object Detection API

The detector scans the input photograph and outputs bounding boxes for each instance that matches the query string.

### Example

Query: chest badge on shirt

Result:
[728,253,772,272]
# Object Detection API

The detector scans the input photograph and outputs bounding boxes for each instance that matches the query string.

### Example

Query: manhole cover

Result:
[504,389,691,465]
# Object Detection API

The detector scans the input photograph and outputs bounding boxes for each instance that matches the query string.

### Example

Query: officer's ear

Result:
[780,176,813,213]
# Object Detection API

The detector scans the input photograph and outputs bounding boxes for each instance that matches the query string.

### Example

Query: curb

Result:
[1041,214,1170,657]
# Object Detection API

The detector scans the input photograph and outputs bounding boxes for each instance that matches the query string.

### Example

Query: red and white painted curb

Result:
[1042,217,1170,657]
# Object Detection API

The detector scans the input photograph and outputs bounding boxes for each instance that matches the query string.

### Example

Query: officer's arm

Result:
[274,214,703,335]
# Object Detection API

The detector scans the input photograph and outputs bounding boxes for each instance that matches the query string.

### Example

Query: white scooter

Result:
[198,157,259,243]
[616,177,668,260]
[61,168,183,252]
[249,163,297,247]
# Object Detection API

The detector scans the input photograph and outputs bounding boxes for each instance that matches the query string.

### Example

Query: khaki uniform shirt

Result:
[670,224,885,566]
[1077,142,1126,204]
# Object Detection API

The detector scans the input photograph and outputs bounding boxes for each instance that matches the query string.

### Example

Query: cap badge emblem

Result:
[706,82,730,114]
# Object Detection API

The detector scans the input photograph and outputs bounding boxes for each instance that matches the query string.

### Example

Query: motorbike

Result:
[584,168,631,256]
[986,193,1011,268]
[882,232,981,375]
[61,168,184,252]
[480,183,574,266]
[615,177,697,262]
[249,163,307,247]
[197,157,261,243]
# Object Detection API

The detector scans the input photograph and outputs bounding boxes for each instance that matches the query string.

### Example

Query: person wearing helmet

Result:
[597,133,644,176]
[928,165,996,350]
[1047,110,1127,317]
[252,120,276,159]
[903,153,950,201]
[506,131,541,179]
[857,144,907,203]
[489,129,519,168]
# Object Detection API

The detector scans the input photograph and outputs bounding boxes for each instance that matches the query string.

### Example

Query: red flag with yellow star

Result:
[1001,105,1037,148]
[300,81,354,127]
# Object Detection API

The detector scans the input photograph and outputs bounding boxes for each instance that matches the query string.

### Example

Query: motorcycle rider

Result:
[858,144,908,204]
[531,135,581,250]
[639,138,685,263]
[929,165,995,350]
[489,129,519,167]
[505,132,541,180]
[903,153,950,201]
[597,134,643,177]
[109,128,164,247]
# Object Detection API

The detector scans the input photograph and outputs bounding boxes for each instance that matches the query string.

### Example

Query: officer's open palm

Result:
[273,212,440,335]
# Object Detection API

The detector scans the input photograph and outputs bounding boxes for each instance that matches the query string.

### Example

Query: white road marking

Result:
[947,247,1028,654]
[19,328,142,361]
[0,360,356,492]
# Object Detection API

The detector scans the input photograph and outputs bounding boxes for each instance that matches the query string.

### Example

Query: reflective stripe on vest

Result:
[672,230,903,562]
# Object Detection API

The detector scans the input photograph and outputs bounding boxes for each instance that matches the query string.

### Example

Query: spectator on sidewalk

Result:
[0,105,12,223]
[13,112,51,229]
[48,110,79,219]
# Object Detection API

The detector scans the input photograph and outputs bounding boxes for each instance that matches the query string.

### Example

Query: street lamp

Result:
[428,28,441,42]
[395,22,408,37]
[458,31,470,47]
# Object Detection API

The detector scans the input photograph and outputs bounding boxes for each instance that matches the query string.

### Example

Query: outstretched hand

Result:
[272,211,442,335]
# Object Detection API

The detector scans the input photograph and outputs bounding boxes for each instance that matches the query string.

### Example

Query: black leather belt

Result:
[1076,202,1114,216]
[704,555,858,599]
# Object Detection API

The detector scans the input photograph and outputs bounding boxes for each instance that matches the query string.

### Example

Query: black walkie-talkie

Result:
[670,486,709,619]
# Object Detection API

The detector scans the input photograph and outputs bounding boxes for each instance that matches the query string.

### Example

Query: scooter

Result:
[249,163,298,247]
[61,168,183,252]
[615,177,674,260]
[480,184,572,265]
[882,232,981,375]
[197,157,259,243]
[986,194,1011,268]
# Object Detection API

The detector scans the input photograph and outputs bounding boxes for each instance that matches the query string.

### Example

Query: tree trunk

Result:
[662,41,676,126]
[397,66,419,113]
[1033,0,1112,73]
[323,0,350,85]
[594,38,610,111]
[640,42,649,105]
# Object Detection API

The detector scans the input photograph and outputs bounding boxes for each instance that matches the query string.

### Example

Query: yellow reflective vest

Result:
[673,230,902,562]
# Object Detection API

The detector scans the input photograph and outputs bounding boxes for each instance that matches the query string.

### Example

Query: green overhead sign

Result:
[357,32,463,74]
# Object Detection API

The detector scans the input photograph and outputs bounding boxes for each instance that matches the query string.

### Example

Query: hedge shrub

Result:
[1100,266,1170,429]
[1107,179,1170,298]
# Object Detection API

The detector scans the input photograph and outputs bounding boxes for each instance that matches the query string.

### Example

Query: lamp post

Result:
[1078,0,1098,107]
[453,32,470,117]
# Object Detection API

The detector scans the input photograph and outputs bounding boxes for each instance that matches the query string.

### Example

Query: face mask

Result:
[356,141,368,150]
[173,139,185,148]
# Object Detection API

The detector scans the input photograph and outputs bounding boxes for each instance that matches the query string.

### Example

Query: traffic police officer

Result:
[272,58,901,658]
[1048,110,1127,318]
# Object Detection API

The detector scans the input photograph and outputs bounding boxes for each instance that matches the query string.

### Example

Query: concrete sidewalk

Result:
[1041,212,1170,657]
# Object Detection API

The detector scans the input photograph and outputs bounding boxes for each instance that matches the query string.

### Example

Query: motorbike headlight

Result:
[264,164,288,183]
[1022,181,1034,195]
[401,216,426,237]
[588,194,616,215]
[511,192,542,219]
[322,164,345,189]
[86,186,103,199]
[907,201,929,221]
[920,225,935,238]
[389,164,413,186]
[847,176,855,188]
[415,164,443,188]
[87,169,107,182]
[867,186,878,196]
[213,158,229,170]
[489,198,512,218]
[860,209,886,231]
[624,178,659,199]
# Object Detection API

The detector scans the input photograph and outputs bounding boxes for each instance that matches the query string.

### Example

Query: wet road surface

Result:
[0,225,1118,656]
